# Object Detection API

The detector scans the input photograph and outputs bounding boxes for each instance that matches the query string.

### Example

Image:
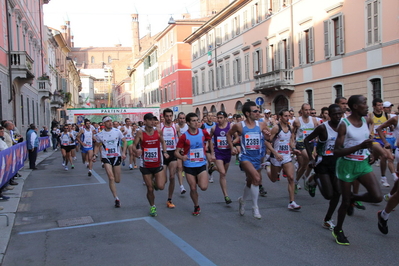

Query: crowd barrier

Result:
[0,137,50,187]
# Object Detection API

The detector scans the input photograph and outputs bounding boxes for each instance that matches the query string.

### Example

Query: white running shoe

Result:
[73,157,77,161]
[297,184,302,190]
[209,176,214,183]
[381,177,390,187]
[64,166,68,171]
[62,161,65,167]
[393,173,399,182]
[288,201,301,210]
[238,197,245,216]
[180,185,186,195]
[129,164,133,170]
[252,207,261,219]
[323,220,335,230]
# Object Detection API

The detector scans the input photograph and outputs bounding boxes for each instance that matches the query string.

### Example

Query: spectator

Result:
[26,124,39,170]
[51,126,60,151]
[40,126,50,152]
[51,118,59,130]
[0,127,10,201]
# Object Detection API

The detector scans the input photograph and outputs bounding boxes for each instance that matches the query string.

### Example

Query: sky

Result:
[43,0,201,47]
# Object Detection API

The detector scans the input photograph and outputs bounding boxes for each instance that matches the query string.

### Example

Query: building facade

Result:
[185,0,399,116]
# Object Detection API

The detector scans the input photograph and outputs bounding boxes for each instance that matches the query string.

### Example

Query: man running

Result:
[305,104,342,230]
[175,113,214,216]
[121,118,138,170]
[77,119,95,176]
[210,111,232,204]
[333,95,382,245]
[133,113,168,217]
[176,112,188,194]
[93,116,127,208]
[161,108,180,209]
[227,101,270,219]
[266,109,301,210]
[60,124,75,171]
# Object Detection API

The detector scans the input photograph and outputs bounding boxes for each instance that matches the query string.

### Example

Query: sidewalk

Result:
[0,149,56,263]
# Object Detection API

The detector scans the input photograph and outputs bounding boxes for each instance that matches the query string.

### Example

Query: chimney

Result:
[66,21,71,47]
[71,35,74,48]
[60,25,67,42]
[131,14,140,59]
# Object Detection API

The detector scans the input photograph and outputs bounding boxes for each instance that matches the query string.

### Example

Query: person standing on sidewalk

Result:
[26,124,39,170]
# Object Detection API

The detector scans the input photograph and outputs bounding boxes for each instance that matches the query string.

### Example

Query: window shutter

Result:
[287,37,292,68]
[309,27,315,63]
[323,20,330,58]
[266,45,271,72]
[298,32,303,65]
[259,49,263,73]
[339,15,345,54]
[233,60,237,84]
[274,44,279,70]
[231,19,235,37]
[237,59,242,83]
[237,15,240,35]
[278,41,284,69]
[251,5,255,25]
[373,1,380,43]
[253,51,257,74]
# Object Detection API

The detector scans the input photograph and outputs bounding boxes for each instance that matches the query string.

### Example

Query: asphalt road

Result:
[1,150,398,266]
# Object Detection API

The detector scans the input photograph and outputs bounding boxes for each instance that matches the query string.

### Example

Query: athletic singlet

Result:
[240,120,264,156]
[140,130,162,168]
[372,112,388,138]
[288,118,295,126]
[342,117,370,161]
[60,132,74,146]
[316,122,337,157]
[392,118,399,146]
[272,124,291,161]
[213,122,230,150]
[203,122,215,134]
[161,123,178,151]
[177,129,209,168]
[80,128,93,148]
[95,128,124,158]
[179,123,188,135]
[70,131,78,146]
[296,117,315,142]
[124,126,134,140]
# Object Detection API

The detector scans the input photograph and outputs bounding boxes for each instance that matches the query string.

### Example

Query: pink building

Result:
[185,0,399,116]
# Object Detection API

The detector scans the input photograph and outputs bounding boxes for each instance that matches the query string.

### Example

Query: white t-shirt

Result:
[95,128,124,158]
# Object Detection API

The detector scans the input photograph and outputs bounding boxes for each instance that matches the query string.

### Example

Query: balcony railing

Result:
[50,94,64,108]
[37,80,51,98]
[10,51,35,78]
[254,69,294,91]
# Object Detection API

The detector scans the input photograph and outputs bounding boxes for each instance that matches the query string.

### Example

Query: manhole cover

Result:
[57,216,94,227]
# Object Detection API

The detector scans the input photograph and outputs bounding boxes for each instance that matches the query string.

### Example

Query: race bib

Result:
[217,136,228,149]
[324,140,335,155]
[244,132,260,150]
[85,139,92,147]
[105,140,118,157]
[143,148,158,162]
[164,137,176,149]
[190,148,204,163]
[277,144,290,154]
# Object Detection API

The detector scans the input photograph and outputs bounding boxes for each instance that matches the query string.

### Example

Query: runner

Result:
[333,95,383,245]
[266,109,301,210]
[227,101,270,219]
[175,113,214,216]
[121,118,138,170]
[132,113,168,217]
[209,111,232,204]
[93,116,127,208]
[202,113,216,183]
[176,112,188,194]
[304,104,342,230]
[76,119,95,176]
[161,108,180,209]
[60,124,75,171]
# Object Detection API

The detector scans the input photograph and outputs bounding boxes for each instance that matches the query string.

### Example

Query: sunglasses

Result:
[251,110,260,113]
[310,113,316,115]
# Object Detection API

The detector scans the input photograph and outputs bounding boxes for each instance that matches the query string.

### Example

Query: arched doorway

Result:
[235,101,243,114]
[195,108,200,117]
[220,103,225,112]
[210,105,217,114]
[203,106,208,116]
[274,95,289,114]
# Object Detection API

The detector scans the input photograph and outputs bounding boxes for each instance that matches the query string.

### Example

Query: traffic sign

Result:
[255,97,264,106]
[173,106,179,112]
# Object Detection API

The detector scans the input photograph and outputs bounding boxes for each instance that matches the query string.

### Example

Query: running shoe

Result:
[259,186,267,197]
[192,206,201,216]
[304,179,309,191]
[209,176,214,183]
[182,171,185,177]
[393,173,399,182]
[88,170,92,177]
[238,196,245,216]
[64,166,68,171]
[225,196,232,204]
[377,211,388,234]
[384,194,390,202]
[354,201,366,210]
[0,195,10,200]
[208,164,216,175]
[86,163,89,168]
[152,180,159,191]
[252,207,261,219]
[323,220,335,231]
[308,183,316,197]
[129,164,133,170]
[122,160,125,166]
[167,201,175,209]
[381,177,390,187]
[235,159,239,165]
[297,184,301,190]
[288,201,301,210]
[73,157,77,161]
[115,199,121,208]
[71,165,75,169]
[347,203,354,216]
[102,163,104,168]
[294,183,299,194]
[332,229,350,245]
[62,161,65,167]
[150,206,157,216]
[180,186,186,195]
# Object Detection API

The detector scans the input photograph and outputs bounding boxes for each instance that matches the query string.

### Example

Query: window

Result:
[298,27,314,65]
[224,24,229,41]
[244,54,250,80]
[225,61,230,86]
[366,0,380,45]
[232,15,240,37]
[91,56,95,63]
[108,56,112,63]
[251,2,260,25]
[233,58,242,84]
[266,44,275,72]
[370,78,381,99]
[306,89,313,108]
[324,14,345,58]
[334,84,343,98]
[216,27,222,44]
[243,10,249,30]
[220,65,225,87]
[209,69,215,91]
[253,49,263,75]
[201,71,205,93]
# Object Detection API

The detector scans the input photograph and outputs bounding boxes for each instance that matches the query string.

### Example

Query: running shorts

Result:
[336,157,373,183]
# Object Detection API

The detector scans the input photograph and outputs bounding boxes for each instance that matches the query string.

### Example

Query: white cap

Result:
[264,109,271,114]
[383,101,393,108]
[228,116,233,119]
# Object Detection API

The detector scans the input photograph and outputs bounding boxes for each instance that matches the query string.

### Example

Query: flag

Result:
[85,96,91,107]
[207,50,212,64]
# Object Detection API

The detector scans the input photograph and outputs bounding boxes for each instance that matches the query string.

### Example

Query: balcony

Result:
[50,94,64,108]
[10,51,35,79]
[37,80,52,99]
[254,69,294,94]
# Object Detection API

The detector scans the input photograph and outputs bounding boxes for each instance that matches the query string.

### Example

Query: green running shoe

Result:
[332,229,350,246]
[150,206,157,217]
[225,196,232,204]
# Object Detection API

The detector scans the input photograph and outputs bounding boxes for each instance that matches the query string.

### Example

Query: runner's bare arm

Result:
[158,129,169,159]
